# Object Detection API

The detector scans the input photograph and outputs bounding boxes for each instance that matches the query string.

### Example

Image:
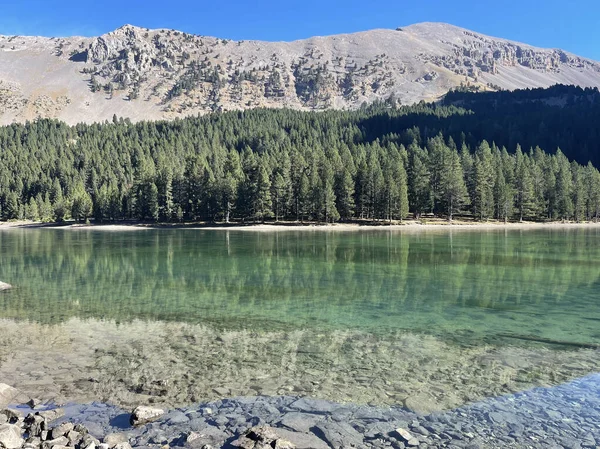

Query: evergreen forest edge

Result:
[1,84,600,224]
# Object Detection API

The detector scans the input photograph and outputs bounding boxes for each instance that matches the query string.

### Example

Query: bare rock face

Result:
[0,22,599,125]
[129,406,165,426]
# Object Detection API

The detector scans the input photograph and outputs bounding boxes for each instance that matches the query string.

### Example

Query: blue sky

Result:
[1,0,600,60]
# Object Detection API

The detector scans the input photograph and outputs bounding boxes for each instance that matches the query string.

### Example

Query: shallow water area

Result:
[45,373,600,449]
[0,227,599,415]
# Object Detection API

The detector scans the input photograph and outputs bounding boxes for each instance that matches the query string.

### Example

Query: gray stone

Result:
[273,428,329,449]
[279,413,322,433]
[184,427,229,448]
[129,406,165,426]
[0,385,19,409]
[43,435,69,448]
[313,422,364,449]
[188,418,210,432]
[200,407,213,416]
[37,409,65,423]
[166,410,190,424]
[51,422,74,439]
[0,282,12,292]
[67,429,81,444]
[103,433,129,448]
[394,428,419,447]
[0,424,24,449]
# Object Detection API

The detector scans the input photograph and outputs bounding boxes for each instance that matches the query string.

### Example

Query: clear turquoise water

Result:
[1,227,600,347]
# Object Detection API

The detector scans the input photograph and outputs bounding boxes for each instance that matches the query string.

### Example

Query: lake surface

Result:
[0,227,599,411]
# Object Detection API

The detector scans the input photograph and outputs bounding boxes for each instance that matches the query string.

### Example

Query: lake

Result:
[0,227,599,412]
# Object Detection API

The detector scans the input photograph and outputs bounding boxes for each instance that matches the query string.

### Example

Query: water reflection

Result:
[0,228,600,346]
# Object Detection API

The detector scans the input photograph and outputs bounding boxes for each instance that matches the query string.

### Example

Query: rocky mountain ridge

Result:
[0,22,599,124]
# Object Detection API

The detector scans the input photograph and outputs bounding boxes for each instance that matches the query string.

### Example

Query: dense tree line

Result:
[1,85,600,224]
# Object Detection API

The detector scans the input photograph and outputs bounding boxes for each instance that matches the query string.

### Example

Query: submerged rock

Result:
[129,406,164,426]
[0,282,12,291]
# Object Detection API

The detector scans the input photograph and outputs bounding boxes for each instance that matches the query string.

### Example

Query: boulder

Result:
[0,282,11,292]
[0,385,19,409]
[395,427,419,447]
[0,424,24,449]
[51,422,74,439]
[129,406,165,426]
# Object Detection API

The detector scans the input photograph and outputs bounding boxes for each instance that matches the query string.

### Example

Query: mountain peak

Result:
[0,22,599,125]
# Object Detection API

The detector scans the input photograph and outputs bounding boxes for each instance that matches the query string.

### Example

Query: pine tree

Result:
[440,148,469,221]
[473,141,495,220]
[572,162,586,222]
[514,145,534,221]
[25,197,39,221]
[585,162,600,221]
[94,184,110,222]
[71,182,93,223]
[427,135,447,215]
[460,143,475,213]
[408,144,431,219]
[271,172,287,222]
[136,180,159,221]
[157,165,174,222]
[555,150,574,221]
[297,172,310,222]
[335,167,355,221]
[320,160,339,223]
[254,161,272,222]
[493,167,514,223]
[383,151,409,222]
[38,193,53,223]
[107,184,122,221]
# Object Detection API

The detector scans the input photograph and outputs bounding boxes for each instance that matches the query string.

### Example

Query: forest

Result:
[0,84,599,224]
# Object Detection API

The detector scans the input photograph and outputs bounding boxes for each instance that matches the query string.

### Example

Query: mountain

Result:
[0,22,599,124]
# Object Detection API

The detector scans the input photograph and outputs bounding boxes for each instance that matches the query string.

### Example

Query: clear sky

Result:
[1,0,599,60]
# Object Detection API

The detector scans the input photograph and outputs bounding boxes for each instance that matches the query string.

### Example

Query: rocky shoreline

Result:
[1,374,599,449]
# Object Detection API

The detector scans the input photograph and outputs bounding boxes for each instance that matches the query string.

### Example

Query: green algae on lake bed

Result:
[0,228,599,410]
